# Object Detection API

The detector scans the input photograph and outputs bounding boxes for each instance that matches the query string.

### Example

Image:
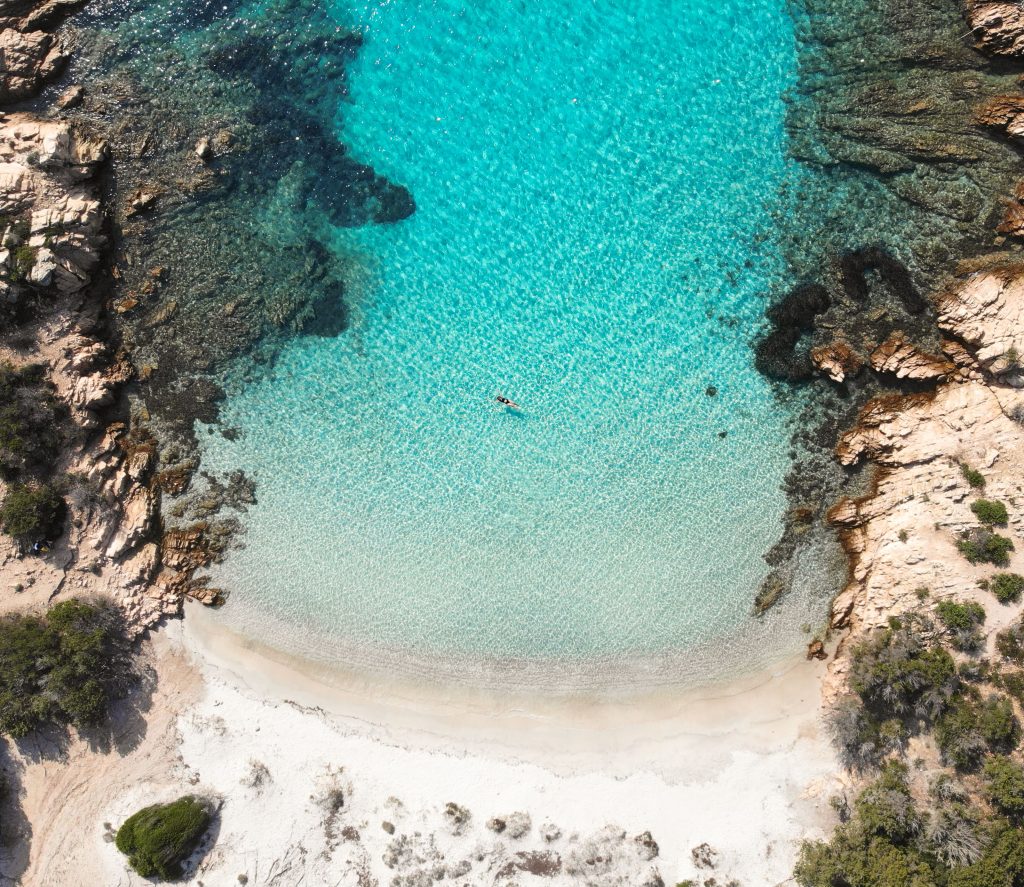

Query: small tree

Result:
[115,796,213,880]
[0,482,65,544]
[983,756,1024,819]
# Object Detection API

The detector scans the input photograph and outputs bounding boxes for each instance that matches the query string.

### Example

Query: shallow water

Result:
[200,0,827,686]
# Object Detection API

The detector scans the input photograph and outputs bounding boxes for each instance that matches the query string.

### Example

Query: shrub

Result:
[936,695,1019,770]
[115,796,212,880]
[971,499,1009,526]
[961,464,986,489]
[936,697,989,770]
[958,528,1014,567]
[978,695,1019,749]
[983,756,1024,819]
[997,621,1024,664]
[947,823,1024,887]
[925,804,985,867]
[0,599,131,738]
[0,482,65,543]
[849,621,958,722]
[0,362,66,480]
[794,764,940,887]
[937,600,986,651]
[991,573,1024,605]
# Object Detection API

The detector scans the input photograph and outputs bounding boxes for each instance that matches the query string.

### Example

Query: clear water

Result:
[201,0,822,687]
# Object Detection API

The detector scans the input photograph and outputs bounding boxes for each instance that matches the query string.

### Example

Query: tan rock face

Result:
[0,27,66,102]
[936,268,1024,375]
[824,268,1024,705]
[868,331,954,381]
[0,114,107,297]
[810,340,865,383]
[966,1,1024,57]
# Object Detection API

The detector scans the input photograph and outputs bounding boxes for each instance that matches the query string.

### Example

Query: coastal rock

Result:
[965,1,1024,57]
[806,639,828,661]
[194,137,213,161]
[105,484,156,559]
[0,115,106,296]
[976,95,1024,139]
[998,181,1024,236]
[936,269,1024,374]
[0,27,66,102]
[71,372,114,411]
[822,268,1024,706]
[810,340,865,383]
[868,331,954,381]
[53,83,83,110]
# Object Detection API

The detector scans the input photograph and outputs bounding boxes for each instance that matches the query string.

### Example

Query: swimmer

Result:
[495,395,521,410]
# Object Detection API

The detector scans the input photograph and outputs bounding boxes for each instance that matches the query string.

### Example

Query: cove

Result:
[201,0,826,687]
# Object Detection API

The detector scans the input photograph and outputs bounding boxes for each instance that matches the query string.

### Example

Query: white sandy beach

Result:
[8,602,840,887]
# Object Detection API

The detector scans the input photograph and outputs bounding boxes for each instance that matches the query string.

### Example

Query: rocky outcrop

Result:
[0,114,107,302]
[810,340,864,383]
[0,0,90,103]
[936,268,1024,378]
[868,330,955,380]
[965,1,1024,56]
[824,268,1024,704]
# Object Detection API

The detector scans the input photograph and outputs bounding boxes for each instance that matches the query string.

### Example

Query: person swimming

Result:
[495,394,521,410]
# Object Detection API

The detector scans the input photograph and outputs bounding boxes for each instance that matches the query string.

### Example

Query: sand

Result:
[3,602,840,887]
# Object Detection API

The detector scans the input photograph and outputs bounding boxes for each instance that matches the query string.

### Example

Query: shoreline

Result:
[182,599,832,767]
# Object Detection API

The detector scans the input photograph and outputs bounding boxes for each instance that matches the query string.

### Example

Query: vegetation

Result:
[0,482,66,544]
[115,796,212,880]
[961,463,986,489]
[989,574,1024,605]
[998,620,1024,664]
[829,619,957,770]
[958,528,1014,567]
[0,362,66,480]
[0,599,132,738]
[984,756,1024,819]
[971,499,1009,526]
[936,600,986,652]
[936,694,1019,770]
[795,761,1024,887]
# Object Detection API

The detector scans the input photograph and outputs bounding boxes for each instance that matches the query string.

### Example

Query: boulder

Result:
[869,331,954,381]
[810,340,865,383]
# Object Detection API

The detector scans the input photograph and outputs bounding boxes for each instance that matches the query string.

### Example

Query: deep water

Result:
[193,0,836,686]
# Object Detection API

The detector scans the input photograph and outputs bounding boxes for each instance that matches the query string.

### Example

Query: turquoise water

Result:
[202,0,821,686]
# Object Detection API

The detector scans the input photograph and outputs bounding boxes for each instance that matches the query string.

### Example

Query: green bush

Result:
[998,621,1024,664]
[936,600,986,651]
[936,695,1019,770]
[991,574,1024,605]
[972,499,1009,526]
[958,529,1014,567]
[983,756,1024,819]
[0,362,66,480]
[947,824,1024,887]
[961,463,986,489]
[0,483,66,543]
[849,621,957,721]
[937,601,986,633]
[0,599,131,738]
[115,796,212,880]
[794,764,940,887]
